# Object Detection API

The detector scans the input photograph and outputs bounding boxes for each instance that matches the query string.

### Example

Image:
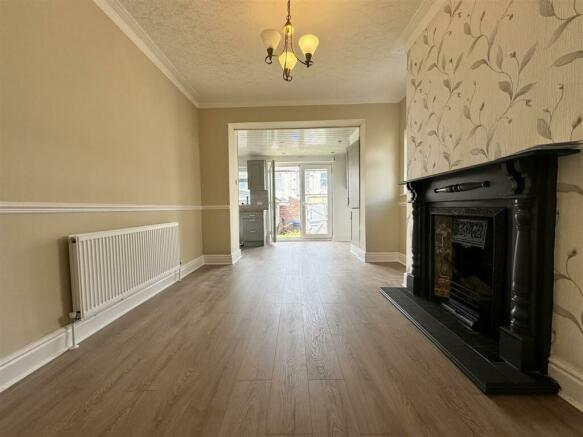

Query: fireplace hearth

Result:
[380,142,581,394]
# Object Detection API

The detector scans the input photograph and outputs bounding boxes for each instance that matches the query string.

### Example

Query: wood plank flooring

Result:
[1,242,583,436]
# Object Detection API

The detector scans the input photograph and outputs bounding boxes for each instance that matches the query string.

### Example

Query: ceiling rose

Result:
[260,0,319,82]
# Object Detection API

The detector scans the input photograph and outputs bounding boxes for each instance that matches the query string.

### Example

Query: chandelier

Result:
[260,0,319,82]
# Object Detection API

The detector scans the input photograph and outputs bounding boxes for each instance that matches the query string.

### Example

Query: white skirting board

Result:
[0,254,212,392]
[204,249,242,265]
[549,357,583,412]
[350,244,366,262]
[365,252,406,264]
[350,246,406,266]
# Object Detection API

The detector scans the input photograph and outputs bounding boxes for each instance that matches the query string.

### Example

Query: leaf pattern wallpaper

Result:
[405,0,583,397]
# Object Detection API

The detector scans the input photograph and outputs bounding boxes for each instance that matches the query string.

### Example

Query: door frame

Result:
[228,119,366,252]
[273,162,333,241]
[273,163,302,241]
[301,163,333,240]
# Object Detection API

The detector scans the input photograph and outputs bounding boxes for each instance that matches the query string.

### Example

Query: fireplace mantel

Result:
[381,141,581,394]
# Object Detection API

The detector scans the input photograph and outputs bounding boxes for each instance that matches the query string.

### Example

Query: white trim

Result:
[549,357,583,412]
[364,252,405,264]
[0,328,69,394]
[350,247,406,265]
[349,129,360,146]
[198,97,401,109]
[0,255,204,392]
[0,202,230,214]
[92,0,199,107]
[397,253,407,266]
[231,249,242,264]
[396,0,445,51]
[333,235,351,242]
[350,244,366,262]
[180,256,205,277]
[203,250,242,265]
[229,119,364,131]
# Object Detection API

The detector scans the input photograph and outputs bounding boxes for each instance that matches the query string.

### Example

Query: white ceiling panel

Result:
[237,127,358,157]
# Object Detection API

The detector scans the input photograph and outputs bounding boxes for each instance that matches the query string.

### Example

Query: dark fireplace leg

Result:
[406,183,422,294]
[499,198,535,370]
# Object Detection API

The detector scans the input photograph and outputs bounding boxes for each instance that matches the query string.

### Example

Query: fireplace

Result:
[380,143,581,394]
[433,213,501,335]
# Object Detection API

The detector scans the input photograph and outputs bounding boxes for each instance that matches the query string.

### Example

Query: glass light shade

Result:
[299,34,319,55]
[260,29,282,49]
[283,22,294,36]
[278,51,298,71]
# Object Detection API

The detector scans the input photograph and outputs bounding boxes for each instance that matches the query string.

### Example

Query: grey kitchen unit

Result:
[247,160,267,190]
[240,210,266,247]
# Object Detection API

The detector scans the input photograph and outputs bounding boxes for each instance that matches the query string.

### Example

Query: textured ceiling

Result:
[118,0,424,106]
[237,127,358,157]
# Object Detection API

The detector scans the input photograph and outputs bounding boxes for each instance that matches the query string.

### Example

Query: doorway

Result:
[275,164,332,240]
[229,120,364,253]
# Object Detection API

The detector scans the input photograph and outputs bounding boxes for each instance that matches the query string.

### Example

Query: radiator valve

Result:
[68,311,81,350]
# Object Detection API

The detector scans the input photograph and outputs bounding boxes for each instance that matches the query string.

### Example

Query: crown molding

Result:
[395,0,445,51]
[198,96,402,109]
[92,0,200,107]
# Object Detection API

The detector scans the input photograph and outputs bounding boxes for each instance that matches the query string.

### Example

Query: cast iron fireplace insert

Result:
[432,212,503,336]
[380,142,581,394]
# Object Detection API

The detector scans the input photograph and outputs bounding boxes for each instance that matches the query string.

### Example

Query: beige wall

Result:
[406,0,583,405]
[199,104,402,254]
[0,0,202,357]
[398,98,407,255]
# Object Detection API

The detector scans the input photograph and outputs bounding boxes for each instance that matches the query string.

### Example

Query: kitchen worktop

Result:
[239,205,266,213]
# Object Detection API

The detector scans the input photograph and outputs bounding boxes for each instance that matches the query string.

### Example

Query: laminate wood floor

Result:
[1,242,582,436]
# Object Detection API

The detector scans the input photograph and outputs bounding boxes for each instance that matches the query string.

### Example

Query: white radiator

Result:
[68,222,180,319]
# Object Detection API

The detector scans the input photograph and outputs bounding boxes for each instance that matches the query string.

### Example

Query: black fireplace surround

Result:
[380,142,581,394]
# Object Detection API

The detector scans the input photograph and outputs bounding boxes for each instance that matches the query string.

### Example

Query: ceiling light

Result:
[261,0,319,82]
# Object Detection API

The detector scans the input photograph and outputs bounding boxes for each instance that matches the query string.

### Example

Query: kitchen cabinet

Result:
[240,211,265,247]
[247,160,266,191]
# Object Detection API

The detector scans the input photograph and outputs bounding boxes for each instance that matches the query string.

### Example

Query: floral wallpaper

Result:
[406,0,583,397]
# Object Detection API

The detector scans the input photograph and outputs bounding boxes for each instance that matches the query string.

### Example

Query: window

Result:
[239,168,250,204]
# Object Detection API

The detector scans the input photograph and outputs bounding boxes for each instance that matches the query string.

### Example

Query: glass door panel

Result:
[275,165,302,240]
[303,166,332,238]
